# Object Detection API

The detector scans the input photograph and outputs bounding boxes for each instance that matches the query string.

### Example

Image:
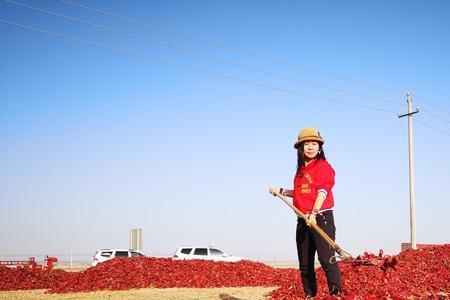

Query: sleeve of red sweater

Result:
[313,162,335,194]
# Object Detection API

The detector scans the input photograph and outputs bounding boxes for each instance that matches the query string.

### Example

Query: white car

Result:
[91,249,144,266]
[172,246,245,262]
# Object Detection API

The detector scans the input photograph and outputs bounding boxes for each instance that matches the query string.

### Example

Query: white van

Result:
[91,249,144,266]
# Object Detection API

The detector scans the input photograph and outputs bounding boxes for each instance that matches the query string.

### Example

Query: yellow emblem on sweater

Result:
[304,173,313,184]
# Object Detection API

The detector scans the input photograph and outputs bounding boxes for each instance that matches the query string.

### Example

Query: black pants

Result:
[296,210,342,296]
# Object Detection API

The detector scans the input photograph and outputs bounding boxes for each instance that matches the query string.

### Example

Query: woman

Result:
[269,127,342,298]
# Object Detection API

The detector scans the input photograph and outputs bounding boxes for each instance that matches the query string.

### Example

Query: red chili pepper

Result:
[2,245,449,299]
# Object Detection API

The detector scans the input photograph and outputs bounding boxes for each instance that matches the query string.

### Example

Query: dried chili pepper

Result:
[1,245,449,299]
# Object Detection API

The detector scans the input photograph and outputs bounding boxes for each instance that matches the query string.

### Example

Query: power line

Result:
[415,119,450,137]
[412,94,450,116]
[0,18,398,114]
[420,109,450,125]
[58,0,450,118]
[59,0,406,94]
[3,0,403,107]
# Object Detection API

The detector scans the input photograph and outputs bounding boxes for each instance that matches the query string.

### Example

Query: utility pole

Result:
[398,93,419,250]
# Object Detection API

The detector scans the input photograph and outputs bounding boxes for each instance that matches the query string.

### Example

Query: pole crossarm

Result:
[397,109,419,118]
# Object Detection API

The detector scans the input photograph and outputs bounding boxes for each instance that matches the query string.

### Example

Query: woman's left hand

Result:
[307,213,317,226]
[268,187,279,196]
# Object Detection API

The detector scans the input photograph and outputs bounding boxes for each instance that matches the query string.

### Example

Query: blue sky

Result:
[1,0,449,262]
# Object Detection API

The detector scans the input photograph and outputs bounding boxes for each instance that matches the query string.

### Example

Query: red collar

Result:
[304,159,318,169]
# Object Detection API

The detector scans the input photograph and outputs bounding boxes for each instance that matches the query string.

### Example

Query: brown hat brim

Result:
[294,137,325,149]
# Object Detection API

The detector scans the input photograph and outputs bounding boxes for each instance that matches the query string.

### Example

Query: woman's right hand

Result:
[268,187,279,196]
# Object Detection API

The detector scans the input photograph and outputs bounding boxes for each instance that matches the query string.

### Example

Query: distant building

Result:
[401,243,441,251]
[129,228,142,250]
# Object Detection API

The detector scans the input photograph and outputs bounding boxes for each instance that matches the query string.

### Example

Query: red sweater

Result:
[293,159,335,213]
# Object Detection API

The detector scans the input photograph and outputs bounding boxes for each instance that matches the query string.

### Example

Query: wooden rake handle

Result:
[275,193,346,257]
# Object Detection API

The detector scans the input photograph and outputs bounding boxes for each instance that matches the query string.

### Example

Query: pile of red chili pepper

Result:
[48,259,283,293]
[1,245,449,299]
[269,245,450,299]
[0,267,72,291]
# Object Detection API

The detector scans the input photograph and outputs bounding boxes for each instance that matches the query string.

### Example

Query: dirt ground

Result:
[0,287,276,300]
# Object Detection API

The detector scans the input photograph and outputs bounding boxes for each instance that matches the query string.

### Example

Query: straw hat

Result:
[294,127,325,149]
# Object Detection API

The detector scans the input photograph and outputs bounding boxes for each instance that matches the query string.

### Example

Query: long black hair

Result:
[296,141,326,173]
